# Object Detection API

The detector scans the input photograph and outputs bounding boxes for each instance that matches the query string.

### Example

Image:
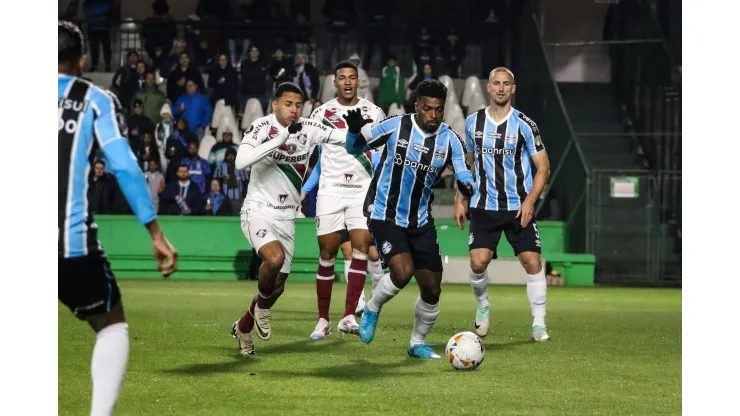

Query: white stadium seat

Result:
[241,98,264,131]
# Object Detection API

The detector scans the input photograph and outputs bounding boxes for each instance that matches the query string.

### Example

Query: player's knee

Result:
[519,253,542,274]
[390,264,414,287]
[263,250,286,271]
[421,285,442,305]
[87,302,126,333]
[470,258,489,275]
[319,247,337,262]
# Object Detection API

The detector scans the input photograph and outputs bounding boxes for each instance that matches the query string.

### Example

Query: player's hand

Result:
[288,122,303,135]
[152,234,178,278]
[455,170,476,199]
[454,200,468,230]
[516,200,535,228]
[342,108,372,134]
[300,192,306,202]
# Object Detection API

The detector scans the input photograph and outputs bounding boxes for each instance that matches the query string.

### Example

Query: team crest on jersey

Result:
[295,132,308,145]
[434,149,446,160]
[506,133,517,145]
[382,241,392,255]
[324,109,347,129]
[267,126,280,140]
[469,233,474,245]
[279,194,288,204]
[344,173,354,183]
[256,229,267,238]
[315,217,320,228]
[286,143,297,154]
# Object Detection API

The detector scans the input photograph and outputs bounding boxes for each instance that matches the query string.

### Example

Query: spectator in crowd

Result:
[240,45,268,112]
[155,103,175,172]
[83,0,115,72]
[195,0,234,62]
[378,54,404,114]
[87,160,117,215]
[142,0,177,68]
[160,164,206,215]
[59,0,80,26]
[293,53,320,110]
[111,50,140,105]
[164,118,198,181]
[322,0,356,73]
[119,61,147,110]
[208,54,240,110]
[411,26,436,71]
[138,132,161,171]
[160,39,187,79]
[205,178,233,216]
[128,99,156,154]
[133,71,167,124]
[269,47,292,93]
[291,0,312,57]
[167,53,205,104]
[208,124,239,170]
[441,26,466,78]
[180,142,212,194]
[360,0,392,72]
[348,53,371,100]
[214,148,248,212]
[144,159,166,213]
[404,63,437,112]
[173,80,213,140]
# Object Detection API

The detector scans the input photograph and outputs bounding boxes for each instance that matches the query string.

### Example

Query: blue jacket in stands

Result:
[173,93,213,133]
[180,157,212,194]
[160,180,206,215]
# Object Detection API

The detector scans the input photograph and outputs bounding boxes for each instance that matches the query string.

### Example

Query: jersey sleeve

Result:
[90,88,156,225]
[371,107,387,128]
[240,119,268,148]
[464,113,476,152]
[365,115,402,149]
[518,113,545,155]
[446,128,471,174]
[310,106,323,122]
[303,118,340,146]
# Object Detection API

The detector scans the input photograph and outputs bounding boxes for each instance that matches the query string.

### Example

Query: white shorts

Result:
[240,209,295,274]
[315,195,368,236]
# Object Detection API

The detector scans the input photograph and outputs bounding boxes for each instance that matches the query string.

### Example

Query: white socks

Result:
[343,260,351,282]
[527,267,547,327]
[367,272,401,313]
[90,322,129,416]
[367,259,384,289]
[468,268,491,308]
[410,297,440,346]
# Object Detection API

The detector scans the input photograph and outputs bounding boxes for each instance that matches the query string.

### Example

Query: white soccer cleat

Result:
[310,318,331,340]
[253,305,272,340]
[474,306,490,337]
[337,314,360,335]
[532,325,550,341]
[231,321,255,356]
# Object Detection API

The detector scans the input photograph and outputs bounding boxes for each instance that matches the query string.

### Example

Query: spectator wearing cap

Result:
[208,54,240,110]
[155,103,175,172]
[173,80,213,140]
[133,71,167,124]
[164,118,198,181]
[166,52,205,103]
[128,99,156,156]
[208,124,239,170]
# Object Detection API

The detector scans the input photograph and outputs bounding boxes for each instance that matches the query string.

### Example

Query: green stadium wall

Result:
[94,216,595,286]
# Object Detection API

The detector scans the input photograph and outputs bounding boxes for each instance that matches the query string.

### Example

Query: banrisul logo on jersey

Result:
[393,153,439,173]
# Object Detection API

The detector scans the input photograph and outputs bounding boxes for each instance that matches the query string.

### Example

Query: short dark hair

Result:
[94,159,106,167]
[178,163,190,169]
[274,82,305,100]
[415,79,447,101]
[58,21,84,65]
[334,60,358,76]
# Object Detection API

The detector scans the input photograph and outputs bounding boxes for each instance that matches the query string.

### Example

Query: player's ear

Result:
[78,55,87,73]
[511,84,516,95]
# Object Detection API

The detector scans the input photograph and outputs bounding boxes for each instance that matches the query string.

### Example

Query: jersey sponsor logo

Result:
[393,153,439,173]
[58,97,88,112]
[344,173,354,183]
[279,194,288,204]
[251,119,272,140]
[333,172,362,189]
[413,143,429,153]
[266,194,296,210]
[477,146,516,156]
[487,131,501,139]
[474,131,484,139]
[268,151,309,163]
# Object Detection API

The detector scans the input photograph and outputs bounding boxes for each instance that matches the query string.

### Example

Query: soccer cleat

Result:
[358,306,379,344]
[231,321,255,356]
[532,325,550,341]
[310,318,331,340]
[337,315,360,334]
[474,306,490,337]
[253,305,272,340]
[407,343,441,359]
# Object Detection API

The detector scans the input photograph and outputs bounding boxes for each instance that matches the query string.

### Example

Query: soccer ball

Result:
[445,331,485,371]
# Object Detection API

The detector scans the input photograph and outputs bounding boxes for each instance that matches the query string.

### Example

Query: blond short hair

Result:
[488,67,515,83]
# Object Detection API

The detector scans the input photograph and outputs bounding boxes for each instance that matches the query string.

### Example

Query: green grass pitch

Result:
[59,280,681,415]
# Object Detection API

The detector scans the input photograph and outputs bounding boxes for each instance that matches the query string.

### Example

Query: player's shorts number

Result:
[59,117,78,134]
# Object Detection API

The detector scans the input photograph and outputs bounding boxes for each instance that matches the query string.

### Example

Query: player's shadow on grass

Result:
[209,337,350,358]
[163,356,254,376]
[267,358,426,381]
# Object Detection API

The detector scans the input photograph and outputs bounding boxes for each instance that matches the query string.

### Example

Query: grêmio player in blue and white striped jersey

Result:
[344,79,476,359]
[455,67,552,342]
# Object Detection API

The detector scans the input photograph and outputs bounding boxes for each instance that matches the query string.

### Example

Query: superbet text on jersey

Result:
[240,114,339,220]
[310,97,385,198]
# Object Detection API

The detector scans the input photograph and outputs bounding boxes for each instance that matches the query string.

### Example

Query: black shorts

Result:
[337,228,375,247]
[468,209,542,257]
[368,219,443,272]
[58,254,121,320]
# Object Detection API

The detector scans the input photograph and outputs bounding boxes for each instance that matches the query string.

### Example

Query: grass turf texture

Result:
[59,281,681,415]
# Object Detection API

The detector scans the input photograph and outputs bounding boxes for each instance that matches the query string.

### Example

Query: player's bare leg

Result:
[311,232,341,340]
[518,251,549,341]
[469,248,495,337]
[232,271,289,354]
[336,228,372,334]
[86,301,129,416]
[359,253,414,344]
[408,269,442,359]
